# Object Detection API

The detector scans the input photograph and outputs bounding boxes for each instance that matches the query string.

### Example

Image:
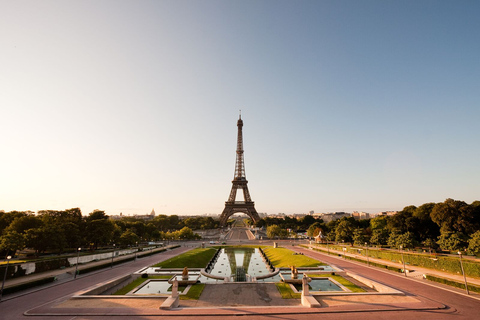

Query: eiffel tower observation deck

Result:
[219,112,260,227]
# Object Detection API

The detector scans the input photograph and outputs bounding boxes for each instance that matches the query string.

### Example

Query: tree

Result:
[467,231,480,256]
[437,232,467,251]
[370,215,388,231]
[387,229,401,248]
[119,230,140,247]
[370,228,388,245]
[8,215,42,233]
[396,232,415,249]
[267,225,282,239]
[177,227,198,240]
[353,228,367,245]
[85,210,114,249]
[431,199,470,234]
[422,238,438,253]
[0,229,25,256]
[335,218,354,243]
[307,222,322,238]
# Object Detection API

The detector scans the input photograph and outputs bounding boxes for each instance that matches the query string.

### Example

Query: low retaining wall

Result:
[345,272,404,294]
[76,274,134,296]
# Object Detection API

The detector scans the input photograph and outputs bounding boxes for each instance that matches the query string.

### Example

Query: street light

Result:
[343,247,347,260]
[400,245,407,277]
[74,248,81,279]
[1,255,12,302]
[135,242,138,261]
[458,251,469,295]
[1,255,12,301]
[111,244,115,268]
[365,242,369,266]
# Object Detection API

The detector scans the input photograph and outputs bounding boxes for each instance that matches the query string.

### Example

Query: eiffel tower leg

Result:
[220,206,234,227]
[245,207,260,224]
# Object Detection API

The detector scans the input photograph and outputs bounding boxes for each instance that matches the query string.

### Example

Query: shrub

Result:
[3,277,56,295]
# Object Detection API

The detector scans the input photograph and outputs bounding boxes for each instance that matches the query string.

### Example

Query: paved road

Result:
[0,246,192,320]
[226,227,250,240]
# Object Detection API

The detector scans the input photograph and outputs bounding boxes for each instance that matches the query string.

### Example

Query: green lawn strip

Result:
[263,247,325,268]
[306,274,366,293]
[112,275,171,295]
[275,282,301,299]
[180,283,206,300]
[152,248,217,268]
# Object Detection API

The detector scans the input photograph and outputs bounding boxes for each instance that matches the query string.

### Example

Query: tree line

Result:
[259,199,480,255]
[0,208,218,257]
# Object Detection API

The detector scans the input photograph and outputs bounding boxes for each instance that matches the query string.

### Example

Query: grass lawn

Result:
[112,275,171,295]
[152,248,217,268]
[263,247,325,267]
[275,282,301,299]
[0,260,26,265]
[180,283,205,300]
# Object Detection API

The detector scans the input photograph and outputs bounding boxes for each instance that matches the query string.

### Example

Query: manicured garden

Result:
[152,247,217,268]
[262,247,326,267]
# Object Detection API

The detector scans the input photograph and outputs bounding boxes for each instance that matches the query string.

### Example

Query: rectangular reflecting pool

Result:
[293,278,343,292]
[134,280,186,295]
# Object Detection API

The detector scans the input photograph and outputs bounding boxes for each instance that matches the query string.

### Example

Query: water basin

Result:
[134,280,186,295]
[293,278,343,292]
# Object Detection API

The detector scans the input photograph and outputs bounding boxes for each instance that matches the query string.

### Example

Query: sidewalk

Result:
[3,245,177,290]
[306,244,480,288]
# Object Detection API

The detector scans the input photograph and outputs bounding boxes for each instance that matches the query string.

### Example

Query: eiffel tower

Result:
[219,113,260,227]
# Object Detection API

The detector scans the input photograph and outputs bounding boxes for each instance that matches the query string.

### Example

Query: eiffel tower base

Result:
[219,202,260,227]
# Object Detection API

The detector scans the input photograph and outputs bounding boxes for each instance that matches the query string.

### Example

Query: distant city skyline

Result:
[1,1,479,217]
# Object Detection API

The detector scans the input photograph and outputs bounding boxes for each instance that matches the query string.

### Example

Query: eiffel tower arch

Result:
[219,113,260,227]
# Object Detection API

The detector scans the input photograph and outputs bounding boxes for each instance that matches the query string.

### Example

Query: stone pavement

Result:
[180,283,299,307]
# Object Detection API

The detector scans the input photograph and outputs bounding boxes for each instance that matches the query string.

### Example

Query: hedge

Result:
[2,277,56,295]
[425,274,480,294]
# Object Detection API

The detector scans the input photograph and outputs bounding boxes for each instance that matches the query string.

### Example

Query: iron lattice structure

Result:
[219,114,260,227]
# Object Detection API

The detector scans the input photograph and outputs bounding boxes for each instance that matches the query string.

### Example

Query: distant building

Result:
[109,209,156,221]
[352,211,370,220]
[376,211,398,217]
[314,212,351,223]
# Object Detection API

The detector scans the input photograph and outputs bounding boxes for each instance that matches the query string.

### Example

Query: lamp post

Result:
[1,255,12,301]
[400,245,407,277]
[135,242,138,261]
[343,247,347,260]
[74,248,81,279]
[365,242,369,266]
[458,251,469,295]
[111,244,115,268]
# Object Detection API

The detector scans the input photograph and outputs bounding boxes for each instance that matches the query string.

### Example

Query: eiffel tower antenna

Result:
[219,112,260,227]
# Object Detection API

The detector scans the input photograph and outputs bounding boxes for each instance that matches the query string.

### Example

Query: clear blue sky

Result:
[1,1,479,216]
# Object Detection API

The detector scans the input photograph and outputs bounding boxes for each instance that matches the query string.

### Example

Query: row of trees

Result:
[0,209,214,257]
[261,199,480,255]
